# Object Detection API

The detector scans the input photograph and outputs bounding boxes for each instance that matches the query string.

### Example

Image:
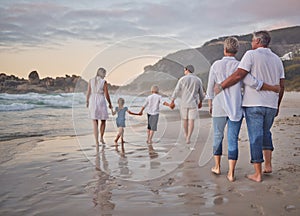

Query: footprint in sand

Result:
[250,203,265,216]
[267,185,285,195]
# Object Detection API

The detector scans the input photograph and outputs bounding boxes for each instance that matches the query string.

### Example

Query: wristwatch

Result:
[218,83,223,91]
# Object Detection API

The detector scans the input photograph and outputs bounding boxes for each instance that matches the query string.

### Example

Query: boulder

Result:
[28,71,40,84]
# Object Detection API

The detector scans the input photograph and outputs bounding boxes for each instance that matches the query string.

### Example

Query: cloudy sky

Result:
[1,0,299,85]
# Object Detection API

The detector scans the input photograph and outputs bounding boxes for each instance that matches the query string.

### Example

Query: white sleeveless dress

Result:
[88,77,109,120]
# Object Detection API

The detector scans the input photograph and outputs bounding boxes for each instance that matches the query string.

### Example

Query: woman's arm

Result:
[103,81,113,109]
[86,81,91,108]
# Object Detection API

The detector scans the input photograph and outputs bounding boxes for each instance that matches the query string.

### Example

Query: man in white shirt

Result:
[215,31,285,182]
[170,65,205,144]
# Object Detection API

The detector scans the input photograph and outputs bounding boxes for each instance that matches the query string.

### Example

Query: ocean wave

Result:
[0,92,86,111]
[0,103,36,111]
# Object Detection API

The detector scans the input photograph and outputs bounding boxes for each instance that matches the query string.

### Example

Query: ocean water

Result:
[0,92,169,145]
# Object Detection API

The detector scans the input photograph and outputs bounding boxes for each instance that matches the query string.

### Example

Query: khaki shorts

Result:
[180,107,199,120]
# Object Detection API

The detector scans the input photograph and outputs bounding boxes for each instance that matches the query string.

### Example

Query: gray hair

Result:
[253,31,271,47]
[96,67,106,79]
[224,37,239,54]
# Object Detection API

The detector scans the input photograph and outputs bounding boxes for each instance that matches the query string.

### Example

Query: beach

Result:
[0,92,299,216]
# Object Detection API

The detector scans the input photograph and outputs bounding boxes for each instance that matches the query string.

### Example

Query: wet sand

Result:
[0,92,299,215]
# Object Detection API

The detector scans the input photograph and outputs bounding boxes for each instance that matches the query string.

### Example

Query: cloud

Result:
[0,0,299,52]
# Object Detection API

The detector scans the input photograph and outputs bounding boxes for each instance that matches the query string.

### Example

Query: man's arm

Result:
[261,83,280,93]
[214,68,248,94]
[243,73,280,93]
[170,80,181,109]
[276,79,285,116]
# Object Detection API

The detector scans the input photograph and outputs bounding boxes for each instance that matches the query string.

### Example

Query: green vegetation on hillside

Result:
[283,57,300,91]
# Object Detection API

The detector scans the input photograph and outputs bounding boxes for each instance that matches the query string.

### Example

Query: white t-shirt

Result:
[143,93,162,115]
[239,47,285,109]
[171,74,205,108]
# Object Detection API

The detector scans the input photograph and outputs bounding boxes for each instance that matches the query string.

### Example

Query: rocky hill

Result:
[120,26,300,94]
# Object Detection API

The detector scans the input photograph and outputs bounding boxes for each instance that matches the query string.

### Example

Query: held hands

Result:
[169,101,175,110]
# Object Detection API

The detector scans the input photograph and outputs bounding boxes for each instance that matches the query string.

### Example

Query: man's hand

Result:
[169,101,175,110]
[272,85,281,93]
[214,83,223,95]
[198,101,202,109]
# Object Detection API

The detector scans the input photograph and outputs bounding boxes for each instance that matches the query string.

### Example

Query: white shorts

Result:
[180,107,199,120]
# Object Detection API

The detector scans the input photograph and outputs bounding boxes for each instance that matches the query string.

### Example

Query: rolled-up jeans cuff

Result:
[250,159,264,163]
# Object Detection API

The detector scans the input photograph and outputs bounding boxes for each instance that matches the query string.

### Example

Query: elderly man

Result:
[215,31,285,182]
[170,65,205,144]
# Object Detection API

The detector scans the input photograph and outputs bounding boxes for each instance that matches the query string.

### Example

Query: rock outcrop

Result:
[0,71,89,94]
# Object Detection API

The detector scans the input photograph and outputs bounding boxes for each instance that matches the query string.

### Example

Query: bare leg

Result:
[211,155,221,175]
[263,150,272,173]
[182,119,188,141]
[148,130,154,144]
[100,120,106,144]
[186,119,194,144]
[114,135,120,146]
[147,130,149,140]
[246,163,262,182]
[227,160,237,182]
[120,127,124,145]
[93,120,99,145]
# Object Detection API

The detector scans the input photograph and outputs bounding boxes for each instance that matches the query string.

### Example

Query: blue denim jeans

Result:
[213,116,243,160]
[244,106,277,163]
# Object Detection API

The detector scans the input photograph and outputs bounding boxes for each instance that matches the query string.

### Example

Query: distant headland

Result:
[0,71,89,94]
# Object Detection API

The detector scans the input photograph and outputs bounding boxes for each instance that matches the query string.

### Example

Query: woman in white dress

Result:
[86,68,113,145]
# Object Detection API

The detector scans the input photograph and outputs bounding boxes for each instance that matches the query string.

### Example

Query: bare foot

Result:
[114,139,118,146]
[263,167,272,174]
[245,174,262,182]
[186,139,190,144]
[227,175,235,182]
[100,138,106,144]
[211,167,221,175]
[147,140,153,144]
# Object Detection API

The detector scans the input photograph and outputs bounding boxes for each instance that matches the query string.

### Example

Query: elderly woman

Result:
[86,67,113,145]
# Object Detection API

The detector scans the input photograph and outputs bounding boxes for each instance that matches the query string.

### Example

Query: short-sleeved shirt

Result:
[171,74,205,108]
[238,47,285,109]
[143,93,162,115]
[116,106,128,127]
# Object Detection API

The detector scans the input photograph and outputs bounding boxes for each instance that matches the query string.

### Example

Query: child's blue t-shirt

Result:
[116,106,128,127]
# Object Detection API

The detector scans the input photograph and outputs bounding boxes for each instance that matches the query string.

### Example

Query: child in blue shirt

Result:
[111,98,140,146]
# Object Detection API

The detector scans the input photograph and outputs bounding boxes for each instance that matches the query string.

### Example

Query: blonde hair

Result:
[151,85,159,93]
[117,98,125,106]
[224,37,239,54]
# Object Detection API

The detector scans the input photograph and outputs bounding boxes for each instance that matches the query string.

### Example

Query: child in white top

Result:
[138,85,170,144]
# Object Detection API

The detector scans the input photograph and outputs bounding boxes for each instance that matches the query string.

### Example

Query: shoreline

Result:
[0,92,299,215]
